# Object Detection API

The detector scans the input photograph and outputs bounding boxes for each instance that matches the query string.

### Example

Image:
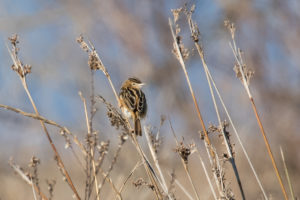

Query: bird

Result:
[119,77,147,136]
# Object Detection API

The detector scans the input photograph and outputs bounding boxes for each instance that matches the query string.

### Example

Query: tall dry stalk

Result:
[225,21,288,200]
[182,7,245,199]
[77,35,164,199]
[6,35,81,200]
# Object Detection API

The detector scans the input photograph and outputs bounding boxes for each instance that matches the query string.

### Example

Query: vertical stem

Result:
[168,18,215,159]
[280,147,295,200]
[250,98,288,200]
[21,78,81,200]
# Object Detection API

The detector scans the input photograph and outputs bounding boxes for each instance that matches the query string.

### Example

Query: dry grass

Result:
[1,4,297,200]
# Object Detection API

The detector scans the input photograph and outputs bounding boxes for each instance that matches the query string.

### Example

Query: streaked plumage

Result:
[119,77,147,136]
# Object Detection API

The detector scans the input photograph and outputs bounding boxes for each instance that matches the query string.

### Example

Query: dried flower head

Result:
[133,178,154,190]
[175,141,191,164]
[8,34,32,78]
[171,7,183,23]
[8,34,19,49]
[76,34,90,53]
[224,20,236,39]
[29,156,40,168]
[97,141,110,155]
[97,95,130,136]
[88,52,102,70]
[46,179,56,199]
[172,36,190,61]
[233,63,254,86]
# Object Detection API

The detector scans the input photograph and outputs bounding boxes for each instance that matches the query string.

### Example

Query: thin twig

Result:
[228,28,288,199]
[280,146,295,200]
[0,104,86,156]
[186,15,245,198]
[168,119,201,200]
[168,18,215,160]
[168,173,195,200]
[144,126,171,199]
[195,149,217,200]
[117,161,143,197]
[79,92,100,200]
[97,167,123,200]
[9,160,49,200]
[199,56,268,199]
[6,42,81,200]
[77,36,163,199]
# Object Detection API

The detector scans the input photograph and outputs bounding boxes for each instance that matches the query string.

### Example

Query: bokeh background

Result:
[0,0,299,199]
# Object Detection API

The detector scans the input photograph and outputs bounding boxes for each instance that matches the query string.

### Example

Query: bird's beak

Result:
[139,83,145,87]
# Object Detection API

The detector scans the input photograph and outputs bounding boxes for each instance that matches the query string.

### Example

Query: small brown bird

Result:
[119,77,147,136]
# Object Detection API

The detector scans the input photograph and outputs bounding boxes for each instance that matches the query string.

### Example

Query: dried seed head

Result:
[175,142,191,164]
[8,34,19,47]
[97,95,130,136]
[172,36,190,61]
[88,52,102,70]
[133,178,154,190]
[171,8,183,23]
[233,63,254,85]
[29,156,40,168]
[23,64,32,76]
[97,141,110,155]
[76,35,89,52]
[8,34,32,78]
[224,20,236,39]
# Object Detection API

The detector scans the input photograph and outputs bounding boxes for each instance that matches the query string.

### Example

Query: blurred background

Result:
[0,0,299,199]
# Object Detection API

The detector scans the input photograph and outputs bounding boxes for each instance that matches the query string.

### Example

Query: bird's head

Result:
[125,77,145,88]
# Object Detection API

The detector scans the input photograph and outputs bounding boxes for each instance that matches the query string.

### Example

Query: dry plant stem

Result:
[251,98,288,199]
[183,164,201,200]
[117,161,143,197]
[97,167,122,200]
[89,69,97,199]
[168,18,215,159]
[204,68,268,199]
[193,41,245,199]
[80,38,163,199]
[229,38,288,200]
[9,161,49,200]
[280,146,295,200]
[169,120,200,200]
[168,173,195,200]
[20,78,81,200]
[131,134,163,200]
[144,126,171,198]
[196,149,217,200]
[79,93,100,200]
[31,178,38,200]
[0,104,86,156]
[97,142,123,198]
[203,139,223,197]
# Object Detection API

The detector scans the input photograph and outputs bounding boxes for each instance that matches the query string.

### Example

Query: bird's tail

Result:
[134,117,142,136]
